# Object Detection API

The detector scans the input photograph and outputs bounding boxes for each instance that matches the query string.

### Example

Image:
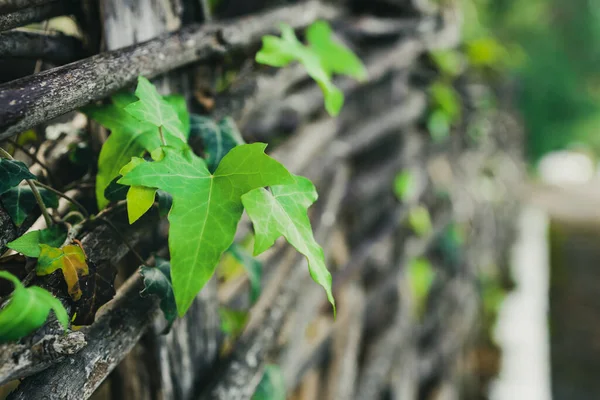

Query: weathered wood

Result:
[0,30,86,63]
[0,1,340,140]
[0,0,55,13]
[0,0,69,32]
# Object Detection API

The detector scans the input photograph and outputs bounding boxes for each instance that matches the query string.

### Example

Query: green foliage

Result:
[407,206,433,237]
[406,257,435,318]
[140,258,177,330]
[0,186,58,226]
[252,364,286,400]
[0,271,68,343]
[227,243,262,304]
[190,115,245,172]
[219,307,248,337]
[256,21,366,116]
[86,82,190,209]
[36,244,88,301]
[427,110,451,142]
[393,170,416,202]
[119,144,294,315]
[7,225,67,258]
[242,175,335,313]
[430,49,464,78]
[0,159,35,195]
[429,81,462,123]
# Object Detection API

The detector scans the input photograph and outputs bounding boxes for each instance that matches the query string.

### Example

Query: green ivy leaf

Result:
[124,76,189,146]
[227,243,262,304]
[429,82,462,123]
[427,109,451,142]
[0,186,58,226]
[0,159,35,196]
[406,257,435,317]
[190,115,245,172]
[256,23,344,116]
[241,175,335,313]
[7,225,68,258]
[0,271,68,343]
[119,143,294,315]
[164,95,191,137]
[430,50,464,78]
[219,307,248,337]
[407,205,432,237]
[306,20,367,81]
[393,170,416,202]
[36,244,89,301]
[120,157,157,224]
[104,176,129,203]
[140,258,177,331]
[156,190,173,217]
[252,364,286,400]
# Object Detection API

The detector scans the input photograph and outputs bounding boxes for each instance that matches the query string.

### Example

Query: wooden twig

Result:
[0,29,86,63]
[0,0,56,13]
[0,0,69,32]
[0,1,341,140]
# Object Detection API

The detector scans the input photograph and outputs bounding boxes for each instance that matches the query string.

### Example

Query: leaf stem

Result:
[158,126,167,146]
[0,146,53,227]
[32,181,90,219]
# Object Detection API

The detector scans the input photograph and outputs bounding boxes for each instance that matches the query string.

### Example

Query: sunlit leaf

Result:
[0,271,68,343]
[242,175,335,313]
[7,225,68,258]
[406,257,435,317]
[119,143,294,315]
[36,244,89,301]
[407,205,432,237]
[393,170,416,202]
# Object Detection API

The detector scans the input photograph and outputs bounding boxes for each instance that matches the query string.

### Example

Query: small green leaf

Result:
[407,205,432,237]
[36,244,89,301]
[140,258,177,330]
[430,50,464,78]
[0,271,68,343]
[119,143,294,315]
[256,24,347,116]
[7,225,68,258]
[306,20,367,81]
[406,257,435,317]
[227,243,262,304]
[252,364,286,400]
[126,186,157,224]
[429,82,461,123]
[124,76,188,146]
[427,109,451,142]
[164,95,191,137]
[393,170,416,202]
[219,307,248,336]
[242,175,334,313]
[0,187,58,226]
[0,159,35,196]
[190,115,245,172]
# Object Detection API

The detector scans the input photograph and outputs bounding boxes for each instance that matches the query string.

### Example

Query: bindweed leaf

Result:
[190,115,245,172]
[119,143,294,315]
[0,159,35,196]
[72,261,117,326]
[36,244,89,301]
[140,258,177,331]
[7,225,68,258]
[241,175,334,313]
[0,186,58,226]
[0,271,68,343]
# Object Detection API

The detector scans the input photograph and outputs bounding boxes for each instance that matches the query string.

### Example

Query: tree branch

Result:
[0,29,86,64]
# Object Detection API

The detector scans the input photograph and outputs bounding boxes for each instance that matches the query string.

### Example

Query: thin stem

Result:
[0,146,53,227]
[158,126,167,146]
[97,217,149,267]
[32,180,90,218]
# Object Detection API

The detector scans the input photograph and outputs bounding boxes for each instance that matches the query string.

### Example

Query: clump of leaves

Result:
[0,271,68,343]
[256,21,367,116]
[115,77,334,317]
[36,244,88,301]
[406,257,436,318]
[252,364,286,400]
[140,258,177,330]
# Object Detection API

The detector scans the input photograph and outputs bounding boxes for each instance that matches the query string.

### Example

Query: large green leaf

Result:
[7,225,68,258]
[140,258,177,330]
[0,186,58,226]
[119,143,294,315]
[0,271,68,343]
[0,159,35,196]
[256,24,344,116]
[306,20,367,81]
[124,76,188,146]
[241,175,334,313]
[190,115,245,172]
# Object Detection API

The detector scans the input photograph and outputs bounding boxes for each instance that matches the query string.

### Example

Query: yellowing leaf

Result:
[0,271,68,343]
[241,175,335,313]
[119,143,294,315]
[36,245,89,301]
